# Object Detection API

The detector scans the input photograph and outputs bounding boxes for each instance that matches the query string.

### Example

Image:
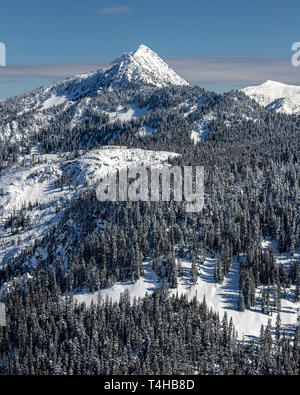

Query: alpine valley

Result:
[0,45,299,375]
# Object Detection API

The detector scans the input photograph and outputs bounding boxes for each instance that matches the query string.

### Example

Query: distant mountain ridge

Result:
[242,80,300,114]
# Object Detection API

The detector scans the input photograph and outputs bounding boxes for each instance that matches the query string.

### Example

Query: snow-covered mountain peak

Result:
[132,44,155,57]
[262,80,286,87]
[103,44,190,88]
[241,80,300,114]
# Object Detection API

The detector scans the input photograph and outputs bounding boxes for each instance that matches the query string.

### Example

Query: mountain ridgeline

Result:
[242,80,300,114]
[0,45,300,375]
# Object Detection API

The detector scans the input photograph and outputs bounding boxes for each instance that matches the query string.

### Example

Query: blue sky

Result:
[0,0,300,98]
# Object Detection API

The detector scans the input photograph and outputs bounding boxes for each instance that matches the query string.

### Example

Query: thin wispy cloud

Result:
[0,57,299,93]
[168,58,300,88]
[0,64,106,81]
[99,6,130,15]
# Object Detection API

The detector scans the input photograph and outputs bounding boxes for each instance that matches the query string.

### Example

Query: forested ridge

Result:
[0,84,299,375]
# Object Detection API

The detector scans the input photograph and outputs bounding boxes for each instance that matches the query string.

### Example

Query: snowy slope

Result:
[190,112,215,144]
[242,80,300,114]
[75,242,300,340]
[0,147,179,266]
[99,104,149,124]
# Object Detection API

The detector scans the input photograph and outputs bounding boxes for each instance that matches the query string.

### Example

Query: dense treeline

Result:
[0,278,299,375]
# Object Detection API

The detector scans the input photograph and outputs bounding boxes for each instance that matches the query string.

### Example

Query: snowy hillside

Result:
[242,80,300,114]
[75,242,300,340]
[0,147,179,266]
[190,112,215,144]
